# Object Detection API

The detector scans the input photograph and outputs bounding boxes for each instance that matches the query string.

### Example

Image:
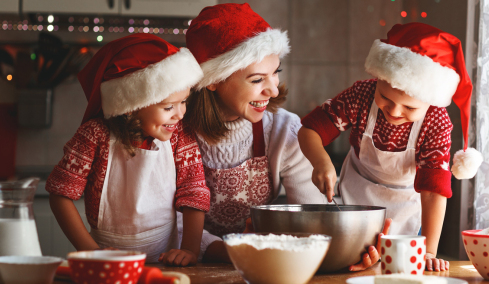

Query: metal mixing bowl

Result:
[250,204,386,273]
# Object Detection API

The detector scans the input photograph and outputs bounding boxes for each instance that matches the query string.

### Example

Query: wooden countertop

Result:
[153,261,486,284]
[54,261,486,284]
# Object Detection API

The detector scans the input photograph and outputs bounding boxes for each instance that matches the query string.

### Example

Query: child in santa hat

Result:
[299,22,483,271]
[46,34,209,265]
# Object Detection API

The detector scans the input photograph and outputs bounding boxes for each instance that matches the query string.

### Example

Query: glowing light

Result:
[31,53,36,60]
[129,19,135,25]
[68,17,74,23]
[183,29,187,34]
[23,20,28,25]
[113,27,119,32]
[83,17,89,24]
[143,27,149,33]
[119,27,124,32]
[38,15,43,22]
[401,11,407,17]
[99,18,104,24]
[2,24,7,30]
[93,26,99,32]
[379,19,386,26]
[80,47,88,54]
[33,25,37,31]
[143,19,149,25]
[173,28,179,34]
[78,26,83,32]
[68,26,74,32]
[154,28,159,33]
[23,24,28,30]
[28,25,32,30]
[47,15,54,23]
[128,27,134,33]
[97,35,103,42]
[47,25,54,32]
[188,20,192,26]
[83,26,89,32]
[99,26,104,32]
[421,12,427,18]
[6,74,12,81]
[94,18,99,24]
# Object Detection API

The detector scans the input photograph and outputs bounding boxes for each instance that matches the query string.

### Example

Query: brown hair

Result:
[184,84,288,144]
[104,114,145,157]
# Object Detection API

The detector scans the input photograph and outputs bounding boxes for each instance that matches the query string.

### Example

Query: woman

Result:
[183,3,329,262]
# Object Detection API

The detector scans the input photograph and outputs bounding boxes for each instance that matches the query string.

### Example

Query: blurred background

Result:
[0,0,479,260]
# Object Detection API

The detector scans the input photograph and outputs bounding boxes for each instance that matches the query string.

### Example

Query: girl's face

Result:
[136,88,190,141]
[375,80,430,125]
[207,54,281,123]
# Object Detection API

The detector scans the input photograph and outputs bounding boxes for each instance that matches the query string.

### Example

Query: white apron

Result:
[339,101,425,235]
[91,134,178,263]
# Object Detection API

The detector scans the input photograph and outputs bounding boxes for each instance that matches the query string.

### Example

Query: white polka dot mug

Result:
[380,235,426,275]
[462,230,489,280]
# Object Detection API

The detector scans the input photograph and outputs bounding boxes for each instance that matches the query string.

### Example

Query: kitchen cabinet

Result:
[1,0,19,14]
[120,0,216,17]
[21,0,217,17]
[22,0,119,15]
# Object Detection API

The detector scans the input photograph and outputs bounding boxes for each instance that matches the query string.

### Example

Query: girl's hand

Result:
[349,218,392,271]
[159,249,197,267]
[425,253,449,271]
[311,161,337,202]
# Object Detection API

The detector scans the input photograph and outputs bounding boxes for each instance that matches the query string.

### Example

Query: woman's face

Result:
[136,88,189,141]
[374,80,430,125]
[208,54,281,123]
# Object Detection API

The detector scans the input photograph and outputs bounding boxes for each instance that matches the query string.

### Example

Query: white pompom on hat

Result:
[364,22,482,179]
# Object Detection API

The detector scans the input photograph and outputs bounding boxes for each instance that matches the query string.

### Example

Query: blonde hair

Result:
[184,84,288,144]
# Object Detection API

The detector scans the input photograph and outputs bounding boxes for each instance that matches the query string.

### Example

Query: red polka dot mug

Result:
[380,235,426,275]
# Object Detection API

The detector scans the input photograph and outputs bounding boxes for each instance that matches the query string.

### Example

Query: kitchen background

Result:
[0,0,478,260]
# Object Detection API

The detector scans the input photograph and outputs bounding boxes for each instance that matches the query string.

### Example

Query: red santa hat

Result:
[185,3,290,90]
[364,22,482,180]
[78,34,203,124]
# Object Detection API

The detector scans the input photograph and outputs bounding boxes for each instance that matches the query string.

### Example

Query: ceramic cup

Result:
[380,235,426,275]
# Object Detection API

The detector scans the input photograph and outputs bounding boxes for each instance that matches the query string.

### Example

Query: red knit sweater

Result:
[46,118,210,229]
[301,79,453,198]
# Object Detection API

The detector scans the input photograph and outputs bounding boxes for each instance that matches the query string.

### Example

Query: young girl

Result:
[46,34,209,266]
[299,23,483,272]
[182,3,329,262]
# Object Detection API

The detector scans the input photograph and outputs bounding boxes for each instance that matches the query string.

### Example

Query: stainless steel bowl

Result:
[250,204,386,273]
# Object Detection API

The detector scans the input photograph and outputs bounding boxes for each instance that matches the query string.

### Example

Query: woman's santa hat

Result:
[185,3,290,90]
[365,22,482,179]
[78,34,203,124]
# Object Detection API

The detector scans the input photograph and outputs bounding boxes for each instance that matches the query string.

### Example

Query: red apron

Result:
[203,120,273,237]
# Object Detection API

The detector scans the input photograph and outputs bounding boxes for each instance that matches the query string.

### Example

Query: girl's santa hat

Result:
[365,22,482,180]
[78,34,203,124]
[185,3,290,90]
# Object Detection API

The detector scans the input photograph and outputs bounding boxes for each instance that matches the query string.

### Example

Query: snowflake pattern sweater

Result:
[301,79,453,198]
[45,118,210,229]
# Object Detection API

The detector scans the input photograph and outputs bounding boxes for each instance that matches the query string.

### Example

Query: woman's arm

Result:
[49,194,100,251]
[420,191,449,271]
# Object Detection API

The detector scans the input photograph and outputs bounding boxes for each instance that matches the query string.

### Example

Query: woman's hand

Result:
[425,252,449,271]
[311,161,337,202]
[349,218,392,271]
[159,249,197,266]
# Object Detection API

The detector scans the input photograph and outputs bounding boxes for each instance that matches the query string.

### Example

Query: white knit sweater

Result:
[189,108,328,258]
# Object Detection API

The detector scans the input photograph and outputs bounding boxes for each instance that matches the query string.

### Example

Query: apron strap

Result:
[252,120,266,157]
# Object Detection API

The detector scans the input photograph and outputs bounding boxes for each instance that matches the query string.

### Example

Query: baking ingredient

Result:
[374,274,448,284]
[224,234,330,284]
[476,228,489,234]
[0,219,42,256]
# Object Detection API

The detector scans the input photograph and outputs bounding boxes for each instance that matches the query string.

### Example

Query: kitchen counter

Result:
[54,261,486,284]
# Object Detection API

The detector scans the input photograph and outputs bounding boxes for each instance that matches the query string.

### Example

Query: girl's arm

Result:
[159,207,205,266]
[420,191,449,271]
[49,194,100,251]
[297,126,337,202]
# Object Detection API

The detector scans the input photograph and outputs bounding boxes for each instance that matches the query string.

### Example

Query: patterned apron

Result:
[91,134,179,263]
[339,101,425,235]
[203,120,273,237]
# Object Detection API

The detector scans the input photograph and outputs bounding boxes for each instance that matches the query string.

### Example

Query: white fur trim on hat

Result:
[196,28,290,90]
[365,39,460,107]
[452,147,483,179]
[100,47,203,118]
